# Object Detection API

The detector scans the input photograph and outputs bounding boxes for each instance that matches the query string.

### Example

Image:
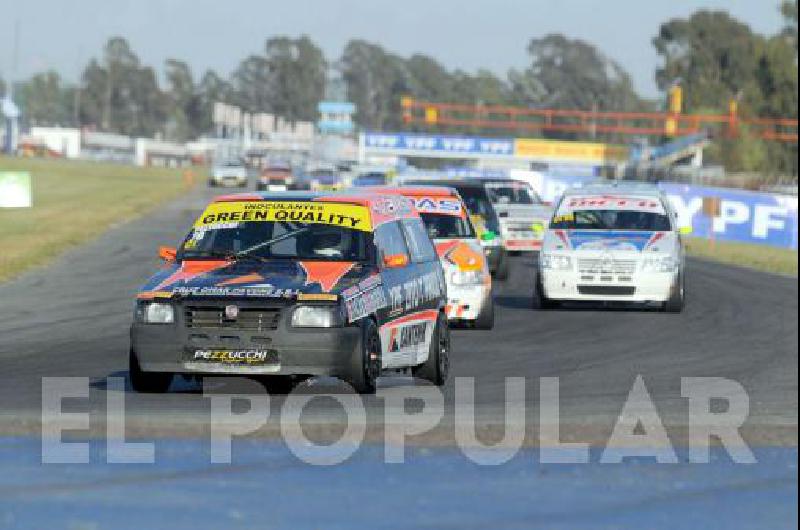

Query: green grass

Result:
[686,236,798,276]
[0,156,196,283]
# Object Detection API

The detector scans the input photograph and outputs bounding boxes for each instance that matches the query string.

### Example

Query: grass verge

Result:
[0,156,194,283]
[685,236,798,276]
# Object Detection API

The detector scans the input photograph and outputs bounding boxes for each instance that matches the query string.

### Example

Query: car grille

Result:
[185,306,282,331]
[578,258,637,275]
[577,285,636,296]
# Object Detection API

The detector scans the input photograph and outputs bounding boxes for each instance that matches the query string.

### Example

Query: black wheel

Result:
[533,274,557,310]
[494,252,510,281]
[129,349,173,393]
[347,319,381,394]
[475,296,495,330]
[258,375,302,394]
[663,273,685,313]
[413,312,450,386]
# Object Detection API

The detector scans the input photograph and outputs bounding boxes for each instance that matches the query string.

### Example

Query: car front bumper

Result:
[131,303,361,376]
[540,270,678,303]
[445,283,492,322]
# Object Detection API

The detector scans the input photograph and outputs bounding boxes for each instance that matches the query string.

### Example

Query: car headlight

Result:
[641,256,679,273]
[540,253,572,271]
[450,270,484,286]
[140,303,175,324]
[291,305,344,328]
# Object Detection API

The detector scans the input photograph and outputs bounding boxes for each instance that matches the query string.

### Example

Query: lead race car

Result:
[130,191,450,394]
[366,186,494,329]
[536,183,689,312]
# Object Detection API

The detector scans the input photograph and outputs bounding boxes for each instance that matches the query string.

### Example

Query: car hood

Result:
[137,259,373,300]
[543,230,677,253]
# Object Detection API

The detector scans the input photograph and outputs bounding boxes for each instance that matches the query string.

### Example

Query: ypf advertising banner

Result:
[659,182,798,250]
[0,171,32,208]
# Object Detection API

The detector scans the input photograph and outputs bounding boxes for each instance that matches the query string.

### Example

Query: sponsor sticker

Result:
[194,201,373,232]
[345,284,388,322]
[188,349,279,365]
[413,197,464,217]
[171,286,300,298]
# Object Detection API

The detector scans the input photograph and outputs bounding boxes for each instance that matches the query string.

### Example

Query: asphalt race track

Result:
[0,185,797,446]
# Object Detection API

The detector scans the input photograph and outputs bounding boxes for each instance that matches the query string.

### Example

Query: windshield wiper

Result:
[182,250,268,263]
[234,226,311,260]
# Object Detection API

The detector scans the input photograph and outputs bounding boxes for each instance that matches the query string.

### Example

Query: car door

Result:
[397,218,447,365]
[372,220,416,368]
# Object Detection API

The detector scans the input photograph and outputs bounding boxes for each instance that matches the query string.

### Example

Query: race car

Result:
[366,186,494,329]
[256,164,294,192]
[130,191,450,394]
[209,160,248,188]
[536,183,688,312]
[482,178,553,254]
[401,178,509,280]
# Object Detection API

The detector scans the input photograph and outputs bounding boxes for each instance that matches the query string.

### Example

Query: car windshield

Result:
[181,222,372,261]
[420,213,475,239]
[485,182,542,205]
[550,209,672,231]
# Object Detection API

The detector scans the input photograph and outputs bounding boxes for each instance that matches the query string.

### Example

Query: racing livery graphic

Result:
[130,192,450,394]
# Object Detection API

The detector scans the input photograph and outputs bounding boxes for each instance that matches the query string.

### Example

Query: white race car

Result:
[536,184,688,312]
[209,160,248,188]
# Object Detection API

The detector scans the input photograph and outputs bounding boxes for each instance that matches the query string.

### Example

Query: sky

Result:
[0,0,787,98]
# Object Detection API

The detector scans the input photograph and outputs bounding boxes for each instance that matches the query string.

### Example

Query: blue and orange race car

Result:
[130,191,450,394]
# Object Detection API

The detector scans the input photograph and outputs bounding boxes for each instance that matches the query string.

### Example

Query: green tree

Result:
[782,0,798,51]
[164,59,200,140]
[197,69,233,135]
[510,34,643,112]
[16,71,75,126]
[340,39,411,130]
[79,37,166,137]
[264,36,326,121]
[653,11,763,113]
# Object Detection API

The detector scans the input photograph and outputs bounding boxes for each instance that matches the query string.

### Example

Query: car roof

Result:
[402,178,487,190]
[563,181,664,198]
[362,185,460,198]
[211,191,419,223]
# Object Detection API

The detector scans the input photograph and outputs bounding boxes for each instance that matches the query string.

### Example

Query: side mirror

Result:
[383,253,409,269]
[480,231,497,242]
[159,246,178,263]
[679,226,693,235]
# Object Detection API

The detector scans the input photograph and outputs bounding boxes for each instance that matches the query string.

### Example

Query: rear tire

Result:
[413,312,450,386]
[494,252,510,281]
[129,349,173,393]
[347,319,381,394]
[663,273,685,313]
[475,297,495,330]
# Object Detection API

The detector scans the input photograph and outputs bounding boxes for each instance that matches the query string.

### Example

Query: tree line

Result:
[0,2,796,173]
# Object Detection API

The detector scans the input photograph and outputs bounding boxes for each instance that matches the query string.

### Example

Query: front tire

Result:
[129,349,173,393]
[346,319,381,394]
[533,274,557,310]
[663,273,685,313]
[475,297,495,330]
[413,312,450,386]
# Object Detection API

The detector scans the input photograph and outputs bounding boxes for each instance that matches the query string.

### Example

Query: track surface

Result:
[0,185,796,444]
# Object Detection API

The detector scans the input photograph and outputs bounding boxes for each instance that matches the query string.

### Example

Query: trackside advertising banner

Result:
[657,182,799,250]
[364,133,515,157]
